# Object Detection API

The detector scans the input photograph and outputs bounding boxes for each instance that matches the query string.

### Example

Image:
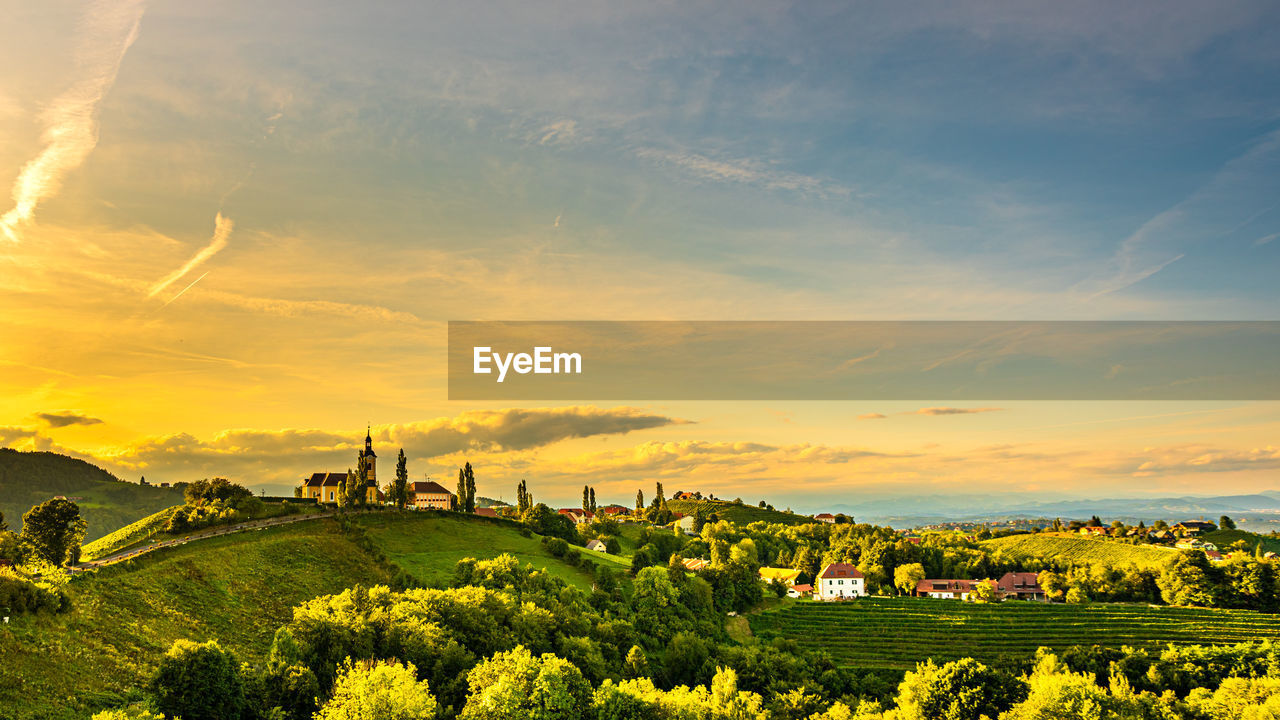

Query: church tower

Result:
[360,425,377,488]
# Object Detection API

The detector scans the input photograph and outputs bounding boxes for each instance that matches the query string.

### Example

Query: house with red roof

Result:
[996,572,1046,601]
[916,578,996,600]
[814,513,836,524]
[817,562,865,600]
[558,508,595,524]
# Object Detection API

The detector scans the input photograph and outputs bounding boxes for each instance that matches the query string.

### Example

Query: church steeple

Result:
[364,424,375,458]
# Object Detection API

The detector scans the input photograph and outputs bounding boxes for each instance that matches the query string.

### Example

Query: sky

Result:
[1,0,1278,510]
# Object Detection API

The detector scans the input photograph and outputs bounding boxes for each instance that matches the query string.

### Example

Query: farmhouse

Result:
[1173,521,1217,536]
[677,515,698,535]
[814,513,836,524]
[787,583,813,599]
[586,539,607,552]
[915,578,994,600]
[759,567,801,587]
[558,508,594,524]
[1080,526,1110,536]
[301,428,380,504]
[410,480,454,510]
[817,562,865,600]
[599,505,629,517]
[996,572,1046,601]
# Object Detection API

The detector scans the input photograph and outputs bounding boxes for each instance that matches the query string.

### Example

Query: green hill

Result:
[0,449,185,540]
[666,498,815,526]
[1202,528,1280,554]
[0,511,629,719]
[982,532,1179,568]
[750,597,1280,671]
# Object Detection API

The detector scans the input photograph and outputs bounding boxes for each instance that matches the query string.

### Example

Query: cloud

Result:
[1131,445,1280,477]
[559,440,908,478]
[0,0,146,242]
[92,406,682,483]
[35,411,104,428]
[147,213,234,299]
[635,148,853,197]
[914,407,1004,416]
[1256,232,1279,247]
[536,119,579,146]
[858,413,887,420]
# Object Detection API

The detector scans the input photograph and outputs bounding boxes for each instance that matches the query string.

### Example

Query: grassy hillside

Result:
[0,449,185,540]
[750,598,1280,671]
[352,512,632,591]
[80,505,182,560]
[666,498,815,526]
[0,517,392,720]
[1202,528,1280,554]
[983,533,1179,568]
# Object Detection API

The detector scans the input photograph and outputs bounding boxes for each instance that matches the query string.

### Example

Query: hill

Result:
[749,598,1280,671]
[352,512,632,590]
[0,511,628,719]
[982,533,1179,568]
[666,498,815,526]
[1202,528,1280,554]
[0,449,185,540]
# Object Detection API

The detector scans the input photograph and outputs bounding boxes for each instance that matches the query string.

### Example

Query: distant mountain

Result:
[827,490,1280,527]
[0,449,185,540]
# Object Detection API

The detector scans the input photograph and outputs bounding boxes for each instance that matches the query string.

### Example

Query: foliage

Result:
[460,645,592,720]
[184,478,252,506]
[393,450,410,510]
[0,568,68,615]
[315,660,437,720]
[894,658,1023,720]
[21,497,87,565]
[148,639,246,720]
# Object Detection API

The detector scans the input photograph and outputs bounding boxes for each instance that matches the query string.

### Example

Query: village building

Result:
[1173,521,1217,536]
[474,507,498,518]
[1080,526,1110,536]
[558,508,594,524]
[996,572,1046,601]
[301,428,380,504]
[814,513,836,524]
[681,557,708,571]
[677,515,698,535]
[586,539,607,552]
[915,578,996,600]
[787,583,813,599]
[816,562,865,600]
[409,480,453,510]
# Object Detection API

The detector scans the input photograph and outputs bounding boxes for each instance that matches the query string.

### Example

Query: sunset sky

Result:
[2,1,1279,509]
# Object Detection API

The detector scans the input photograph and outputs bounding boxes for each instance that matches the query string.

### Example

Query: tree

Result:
[589,487,597,513]
[895,563,926,596]
[457,469,466,511]
[583,485,591,513]
[315,660,437,720]
[460,645,592,720]
[636,489,644,512]
[655,483,666,509]
[1220,515,1237,531]
[622,646,650,679]
[517,480,531,514]
[463,462,476,513]
[184,478,251,505]
[895,658,1021,720]
[969,581,997,603]
[0,509,7,533]
[21,498,87,566]
[394,449,409,509]
[149,640,246,720]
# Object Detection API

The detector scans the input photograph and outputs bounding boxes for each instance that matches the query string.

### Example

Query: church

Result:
[301,427,382,504]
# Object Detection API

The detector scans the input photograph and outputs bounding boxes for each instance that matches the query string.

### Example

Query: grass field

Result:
[749,597,1280,670]
[353,512,632,590]
[80,506,182,560]
[666,498,815,526]
[0,518,391,720]
[1203,528,1280,554]
[983,533,1179,568]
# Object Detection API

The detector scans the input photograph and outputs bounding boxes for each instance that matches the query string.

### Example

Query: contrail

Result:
[159,271,210,308]
[148,213,234,298]
[0,1,147,242]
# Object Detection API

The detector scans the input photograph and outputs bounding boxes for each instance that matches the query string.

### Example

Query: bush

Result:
[0,573,67,614]
[149,640,246,720]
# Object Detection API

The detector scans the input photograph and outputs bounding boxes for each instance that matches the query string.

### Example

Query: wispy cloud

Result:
[35,411,104,428]
[636,148,853,197]
[147,213,233,299]
[858,413,887,420]
[0,0,146,242]
[1256,232,1279,247]
[914,406,1004,416]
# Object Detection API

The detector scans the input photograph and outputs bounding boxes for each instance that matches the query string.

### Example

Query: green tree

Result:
[583,485,591,513]
[636,489,644,512]
[463,462,476,513]
[894,563,926,596]
[21,498,87,566]
[394,449,410,509]
[969,581,997,603]
[895,658,1022,720]
[622,646,650,679]
[0,509,7,533]
[461,645,592,720]
[315,660,437,720]
[1219,515,1236,530]
[149,640,246,720]
[456,468,466,511]
[184,477,251,505]
[590,487,597,513]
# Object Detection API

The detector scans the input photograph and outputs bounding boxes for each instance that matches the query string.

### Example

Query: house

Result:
[301,428,380,504]
[677,515,698,535]
[474,507,498,518]
[1175,539,1218,551]
[410,480,454,510]
[903,535,922,545]
[586,539,607,552]
[1149,530,1175,542]
[1080,526,1110,536]
[1205,550,1224,562]
[1173,521,1217,536]
[814,513,836,524]
[996,572,1046,601]
[558,508,595,525]
[916,579,994,600]
[682,557,708,571]
[599,505,629,516]
[816,562,865,600]
[787,583,813,599]
[759,567,801,587]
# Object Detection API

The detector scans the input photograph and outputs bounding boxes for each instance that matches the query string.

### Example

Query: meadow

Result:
[749,597,1280,670]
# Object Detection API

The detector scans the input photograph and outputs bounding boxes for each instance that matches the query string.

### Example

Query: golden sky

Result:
[2,1,1279,509]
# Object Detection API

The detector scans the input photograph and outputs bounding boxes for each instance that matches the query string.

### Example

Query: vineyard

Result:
[749,598,1280,670]
[665,498,814,526]
[982,533,1179,568]
[80,505,181,560]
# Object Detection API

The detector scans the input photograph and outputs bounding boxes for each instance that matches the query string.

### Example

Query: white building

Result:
[677,515,698,535]
[586,539,607,552]
[817,562,865,600]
